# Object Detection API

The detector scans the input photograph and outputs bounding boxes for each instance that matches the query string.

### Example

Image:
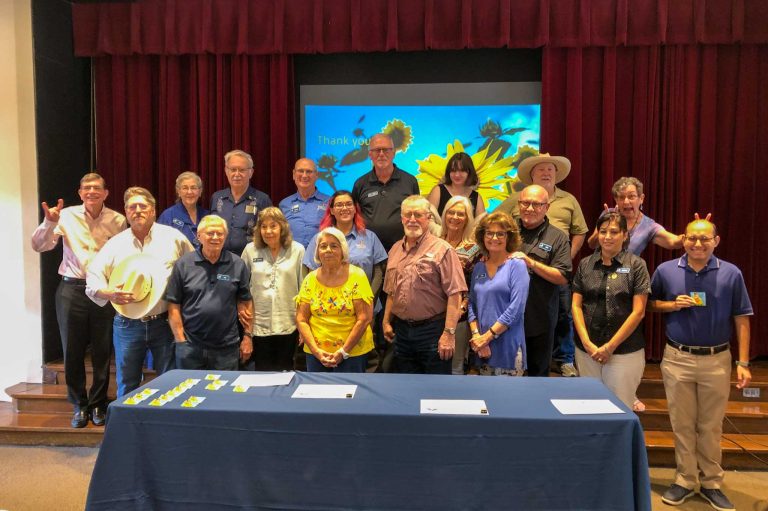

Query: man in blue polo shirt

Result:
[211,149,272,256]
[649,219,752,511]
[166,215,253,370]
[279,158,329,247]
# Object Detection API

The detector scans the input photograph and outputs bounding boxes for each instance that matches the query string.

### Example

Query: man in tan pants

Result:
[649,220,752,511]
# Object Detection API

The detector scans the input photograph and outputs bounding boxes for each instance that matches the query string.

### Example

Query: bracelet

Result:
[489,326,499,339]
[735,360,750,368]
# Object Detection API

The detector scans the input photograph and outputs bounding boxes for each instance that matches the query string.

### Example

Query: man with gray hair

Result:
[166,215,253,370]
[382,195,467,374]
[87,187,193,397]
[211,149,273,255]
[32,172,126,428]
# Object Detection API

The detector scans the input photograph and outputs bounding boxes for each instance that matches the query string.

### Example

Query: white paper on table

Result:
[550,399,625,415]
[230,372,295,388]
[420,399,489,415]
[291,384,357,399]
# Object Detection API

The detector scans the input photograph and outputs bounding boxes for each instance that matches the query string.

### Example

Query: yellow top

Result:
[298,265,374,357]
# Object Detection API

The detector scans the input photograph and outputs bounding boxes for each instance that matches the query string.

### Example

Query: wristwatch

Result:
[444,327,456,335]
[339,348,350,360]
[735,360,750,368]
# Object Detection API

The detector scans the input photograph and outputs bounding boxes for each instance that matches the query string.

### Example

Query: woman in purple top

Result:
[587,177,683,255]
[468,212,530,376]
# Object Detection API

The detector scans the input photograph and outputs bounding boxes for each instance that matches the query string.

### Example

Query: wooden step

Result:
[44,359,156,393]
[7,383,73,414]
[0,402,103,447]
[639,398,768,434]
[644,430,768,470]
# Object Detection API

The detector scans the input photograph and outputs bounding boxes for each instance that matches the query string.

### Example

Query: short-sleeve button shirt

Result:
[210,186,272,256]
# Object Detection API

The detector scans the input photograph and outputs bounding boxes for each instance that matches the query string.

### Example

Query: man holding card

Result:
[649,219,752,511]
[166,215,253,371]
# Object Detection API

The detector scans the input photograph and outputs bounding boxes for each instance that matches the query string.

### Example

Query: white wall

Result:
[0,0,42,401]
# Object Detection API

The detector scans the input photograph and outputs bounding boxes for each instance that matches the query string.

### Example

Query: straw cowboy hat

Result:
[517,153,572,185]
[108,253,170,319]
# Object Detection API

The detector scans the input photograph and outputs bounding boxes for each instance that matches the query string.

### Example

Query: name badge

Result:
[172,218,184,227]
[616,267,630,274]
[478,273,488,279]
[367,191,379,198]
[217,274,231,281]
[253,257,263,263]
[538,243,552,252]
[216,198,224,212]
[245,204,256,214]
[291,204,300,212]
[318,204,327,211]
[356,240,366,249]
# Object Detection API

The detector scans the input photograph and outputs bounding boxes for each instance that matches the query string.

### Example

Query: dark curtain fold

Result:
[542,44,768,358]
[94,54,296,211]
[73,0,768,56]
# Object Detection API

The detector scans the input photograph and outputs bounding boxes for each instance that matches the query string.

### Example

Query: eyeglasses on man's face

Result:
[518,200,547,210]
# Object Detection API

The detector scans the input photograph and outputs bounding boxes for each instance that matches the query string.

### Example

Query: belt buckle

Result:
[140,314,155,323]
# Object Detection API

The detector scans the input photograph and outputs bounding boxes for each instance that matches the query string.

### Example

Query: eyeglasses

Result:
[126,202,152,211]
[201,230,226,238]
[484,231,508,239]
[402,211,427,220]
[684,235,715,244]
[80,185,104,191]
[333,201,355,210]
[616,194,640,201]
[369,148,394,155]
[518,200,547,210]
[179,186,200,192]
[294,168,316,175]
[226,167,251,174]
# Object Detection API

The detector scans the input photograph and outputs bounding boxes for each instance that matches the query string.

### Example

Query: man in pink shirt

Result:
[382,195,467,374]
[31,173,126,428]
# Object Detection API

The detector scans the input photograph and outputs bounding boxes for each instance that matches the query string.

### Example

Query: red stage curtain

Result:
[542,44,768,358]
[94,54,296,209]
[72,0,768,56]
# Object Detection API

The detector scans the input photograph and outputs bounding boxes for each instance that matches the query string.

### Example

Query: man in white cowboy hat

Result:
[166,215,253,370]
[31,172,126,428]
[497,153,588,377]
[87,187,193,397]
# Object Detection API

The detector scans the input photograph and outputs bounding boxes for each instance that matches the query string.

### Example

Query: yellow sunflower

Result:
[382,119,414,153]
[415,140,519,204]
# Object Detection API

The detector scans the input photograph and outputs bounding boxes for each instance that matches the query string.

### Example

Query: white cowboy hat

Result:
[517,153,572,185]
[108,253,170,319]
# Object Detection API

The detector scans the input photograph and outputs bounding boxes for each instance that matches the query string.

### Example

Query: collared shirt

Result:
[384,232,467,321]
[573,250,650,354]
[518,217,572,336]
[650,255,753,347]
[278,190,330,247]
[497,187,589,236]
[351,165,420,251]
[86,223,194,315]
[241,241,305,337]
[165,248,251,348]
[157,202,211,249]
[210,186,272,256]
[31,205,126,278]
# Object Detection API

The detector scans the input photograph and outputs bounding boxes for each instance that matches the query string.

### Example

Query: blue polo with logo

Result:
[210,186,272,256]
[650,254,753,347]
[158,202,211,249]
[166,249,252,348]
[278,190,330,247]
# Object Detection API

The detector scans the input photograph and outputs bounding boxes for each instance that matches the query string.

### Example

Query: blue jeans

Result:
[551,283,575,365]
[393,317,451,375]
[305,352,368,373]
[113,314,175,397]
[175,341,239,371]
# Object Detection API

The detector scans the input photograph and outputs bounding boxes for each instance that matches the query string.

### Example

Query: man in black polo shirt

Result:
[352,133,420,252]
[166,215,253,370]
[510,185,572,376]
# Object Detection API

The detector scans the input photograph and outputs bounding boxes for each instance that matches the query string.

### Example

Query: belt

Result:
[62,276,86,285]
[394,313,446,328]
[666,339,730,356]
[117,312,169,323]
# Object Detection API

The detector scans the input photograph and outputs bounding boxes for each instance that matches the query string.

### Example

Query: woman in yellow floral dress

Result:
[296,227,374,372]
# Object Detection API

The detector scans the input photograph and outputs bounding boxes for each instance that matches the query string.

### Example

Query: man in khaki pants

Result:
[649,219,752,511]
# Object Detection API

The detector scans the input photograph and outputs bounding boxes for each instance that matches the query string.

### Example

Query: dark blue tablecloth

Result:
[86,370,651,510]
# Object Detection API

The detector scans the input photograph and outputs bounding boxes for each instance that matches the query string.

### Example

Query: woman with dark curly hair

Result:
[468,211,529,376]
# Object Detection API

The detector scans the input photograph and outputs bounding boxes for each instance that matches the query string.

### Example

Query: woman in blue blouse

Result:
[158,171,210,248]
[468,212,530,376]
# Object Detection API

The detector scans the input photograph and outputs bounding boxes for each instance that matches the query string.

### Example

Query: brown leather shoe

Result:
[71,409,89,429]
